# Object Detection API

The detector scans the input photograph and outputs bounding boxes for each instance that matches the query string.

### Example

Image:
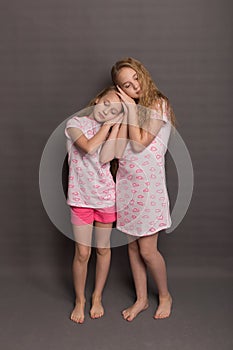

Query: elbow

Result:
[115,150,124,159]
[100,156,113,164]
[99,148,115,164]
[87,148,95,156]
[85,144,97,156]
[130,141,145,153]
[73,141,96,156]
[99,153,114,164]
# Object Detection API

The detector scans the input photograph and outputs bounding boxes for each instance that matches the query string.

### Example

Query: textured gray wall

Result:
[0,0,232,276]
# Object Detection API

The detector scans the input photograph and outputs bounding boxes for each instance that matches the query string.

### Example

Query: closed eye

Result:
[111,108,119,115]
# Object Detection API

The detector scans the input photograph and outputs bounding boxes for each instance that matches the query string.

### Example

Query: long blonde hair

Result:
[111,57,176,127]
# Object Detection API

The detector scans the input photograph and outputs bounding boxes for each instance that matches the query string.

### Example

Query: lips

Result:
[136,90,142,96]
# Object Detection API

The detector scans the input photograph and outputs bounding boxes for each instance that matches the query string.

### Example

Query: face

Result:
[116,67,142,99]
[93,91,123,123]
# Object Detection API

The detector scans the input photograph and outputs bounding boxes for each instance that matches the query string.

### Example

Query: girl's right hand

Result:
[103,114,124,127]
[116,85,136,106]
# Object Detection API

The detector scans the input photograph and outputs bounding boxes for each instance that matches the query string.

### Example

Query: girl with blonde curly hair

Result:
[104,57,176,321]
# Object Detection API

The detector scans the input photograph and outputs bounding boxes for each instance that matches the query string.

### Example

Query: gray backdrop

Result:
[1,0,232,349]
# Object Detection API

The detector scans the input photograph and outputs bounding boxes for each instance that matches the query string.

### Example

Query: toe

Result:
[127,315,133,322]
[123,312,129,320]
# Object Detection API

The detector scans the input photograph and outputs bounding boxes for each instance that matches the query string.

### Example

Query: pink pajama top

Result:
[65,116,116,208]
[116,105,172,236]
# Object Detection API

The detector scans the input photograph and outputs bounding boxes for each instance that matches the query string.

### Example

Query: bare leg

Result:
[90,222,112,319]
[138,233,172,319]
[70,224,92,323]
[122,237,149,322]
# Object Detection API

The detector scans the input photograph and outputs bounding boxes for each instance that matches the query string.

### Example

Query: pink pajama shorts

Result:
[70,206,116,226]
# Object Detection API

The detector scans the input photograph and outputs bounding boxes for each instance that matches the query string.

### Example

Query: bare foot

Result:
[154,293,172,319]
[122,299,149,322]
[90,295,104,319]
[70,300,85,324]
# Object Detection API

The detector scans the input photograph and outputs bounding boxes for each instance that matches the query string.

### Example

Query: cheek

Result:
[93,105,100,114]
[106,114,115,121]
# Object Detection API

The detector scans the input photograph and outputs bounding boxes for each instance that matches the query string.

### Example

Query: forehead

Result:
[117,67,137,81]
[102,91,121,103]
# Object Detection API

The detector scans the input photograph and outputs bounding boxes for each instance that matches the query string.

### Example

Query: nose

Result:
[103,106,110,115]
[132,82,139,90]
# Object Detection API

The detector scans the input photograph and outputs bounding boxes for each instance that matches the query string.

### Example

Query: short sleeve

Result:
[150,99,169,123]
[65,116,84,139]
[161,100,169,123]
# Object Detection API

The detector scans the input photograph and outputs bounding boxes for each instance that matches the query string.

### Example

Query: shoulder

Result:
[65,116,91,139]
[150,98,170,123]
[66,115,90,128]
[150,97,168,111]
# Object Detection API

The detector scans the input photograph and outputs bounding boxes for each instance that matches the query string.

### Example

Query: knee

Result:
[74,246,91,263]
[140,247,157,263]
[128,241,139,253]
[96,247,110,257]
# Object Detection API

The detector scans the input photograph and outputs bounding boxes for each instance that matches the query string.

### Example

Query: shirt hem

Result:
[67,201,116,209]
[116,223,172,237]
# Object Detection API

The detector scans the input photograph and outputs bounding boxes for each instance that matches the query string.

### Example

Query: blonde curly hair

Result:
[111,57,176,127]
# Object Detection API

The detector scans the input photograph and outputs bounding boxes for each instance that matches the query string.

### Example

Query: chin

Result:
[133,93,141,99]
[94,117,102,123]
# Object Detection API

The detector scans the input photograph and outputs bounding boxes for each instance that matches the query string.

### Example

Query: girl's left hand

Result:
[116,85,136,106]
[103,114,123,127]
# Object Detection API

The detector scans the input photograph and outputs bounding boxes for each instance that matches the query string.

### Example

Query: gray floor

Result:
[1,236,233,350]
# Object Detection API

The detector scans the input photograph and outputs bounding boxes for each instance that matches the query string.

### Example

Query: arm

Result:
[100,109,129,163]
[127,104,164,152]
[67,123,112,155]
[117,86,164,153]
[99,123,121,163]
[115,112,129,159]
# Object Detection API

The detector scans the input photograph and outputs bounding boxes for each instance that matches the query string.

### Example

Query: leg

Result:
[122,236,149,322]
[138,233,172,319]
[70,224,93,323]
[90,222,112,319]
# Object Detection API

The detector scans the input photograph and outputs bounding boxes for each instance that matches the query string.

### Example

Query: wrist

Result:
[102,123,111,131]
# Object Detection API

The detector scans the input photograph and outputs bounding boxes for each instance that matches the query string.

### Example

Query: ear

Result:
[95,98,100,104]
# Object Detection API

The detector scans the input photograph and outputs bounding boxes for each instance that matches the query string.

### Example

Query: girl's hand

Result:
[111,121,121,132]
[103,114,123,127]
[116,85,136,106]
[105,122,121,141]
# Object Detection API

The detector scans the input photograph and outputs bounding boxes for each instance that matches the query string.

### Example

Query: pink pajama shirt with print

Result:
[65,115,116,225]
[116,105,172,236]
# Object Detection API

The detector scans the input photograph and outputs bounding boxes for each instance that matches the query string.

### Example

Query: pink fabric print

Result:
[65,116,116,209]
[116,111,172,236]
